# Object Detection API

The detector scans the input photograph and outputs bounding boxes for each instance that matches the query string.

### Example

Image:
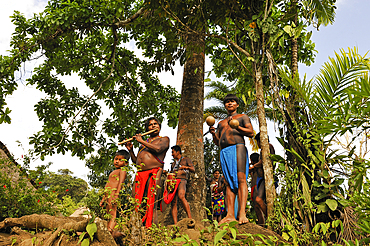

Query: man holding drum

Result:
[168,145,195,224]
[124,117,169,228]
[209,94,254,225]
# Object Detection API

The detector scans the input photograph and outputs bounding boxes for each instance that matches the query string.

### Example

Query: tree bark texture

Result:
[176,31,206,222]
[255,68,276,217]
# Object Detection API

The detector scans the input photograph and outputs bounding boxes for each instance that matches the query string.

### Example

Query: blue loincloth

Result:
[220,144,249,194]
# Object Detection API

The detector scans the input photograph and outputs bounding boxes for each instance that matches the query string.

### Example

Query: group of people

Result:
[99,94,274,237]
[100,116,195,237]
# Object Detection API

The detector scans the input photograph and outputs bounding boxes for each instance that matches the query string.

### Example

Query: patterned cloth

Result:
[211,196,225,216]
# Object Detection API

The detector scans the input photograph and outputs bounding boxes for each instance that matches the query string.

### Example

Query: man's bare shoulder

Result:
[153,136,170,143]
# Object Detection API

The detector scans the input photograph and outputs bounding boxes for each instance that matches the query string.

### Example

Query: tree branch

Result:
[114,7,146,27]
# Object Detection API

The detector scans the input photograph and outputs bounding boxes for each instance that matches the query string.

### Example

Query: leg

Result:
[171,193,178,224]
[219,182,237,224]
[254,197,266,225]
[237,172,249,224]
[106,204,117,233]
[177,180,192,219]
[152,168,163,225]
[255,179,267,221]
[236,144,249,224]
[253,184,264,225]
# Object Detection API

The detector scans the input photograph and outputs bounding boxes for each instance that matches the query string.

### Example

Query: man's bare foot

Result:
[238,215,249,224]
[219,215,237,225]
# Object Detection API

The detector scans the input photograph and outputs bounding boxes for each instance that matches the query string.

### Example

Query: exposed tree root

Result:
[0,214,117,246]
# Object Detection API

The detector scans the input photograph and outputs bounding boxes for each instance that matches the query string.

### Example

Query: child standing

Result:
[99,150,130,237]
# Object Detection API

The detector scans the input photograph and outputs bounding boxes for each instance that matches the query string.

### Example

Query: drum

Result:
[166,173,176,192]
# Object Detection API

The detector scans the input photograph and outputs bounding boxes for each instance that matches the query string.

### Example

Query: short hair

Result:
[223,94,239,105]
[171,145,181,153]
[145,117,162,132]
[115,149,130,162]
[213,169,221,174]
[250,153,260,164]
[255,132,269,142]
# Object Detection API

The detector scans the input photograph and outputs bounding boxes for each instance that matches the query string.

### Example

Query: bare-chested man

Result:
[169,145,195,224]
[210,94,254,224]
[124,117,169,228]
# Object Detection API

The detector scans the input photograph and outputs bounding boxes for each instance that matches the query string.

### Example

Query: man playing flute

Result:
[124,117,169,227]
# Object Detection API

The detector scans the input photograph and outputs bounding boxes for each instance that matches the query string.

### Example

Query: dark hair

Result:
[223,94,239,105]
[255,132,269,142]
[145,117,162,132]
[115,149,130,162]
[171,145,181,153]
[250,153,260,164]
[213,169,221,174]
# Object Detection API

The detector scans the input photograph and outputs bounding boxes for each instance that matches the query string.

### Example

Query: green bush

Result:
[0,167,59,221]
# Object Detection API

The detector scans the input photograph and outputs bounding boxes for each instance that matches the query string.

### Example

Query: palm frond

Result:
[203,106,229,121]
[312,47,370,120]
[303,0,336,26]
[205,81,235,101]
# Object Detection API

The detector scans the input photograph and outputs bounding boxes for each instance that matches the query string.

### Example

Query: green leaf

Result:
[282,232,290,240]
[230,227,237,239]
[283,25,294,37]
[228,221,238,228]
[214,59,222,66]
[173,237,186,242]
[325,199,338,211]
[78,232,86,244]
[214,230,227,245]
[279,37,284,47]
[86,223,97,241]
[81,238,90,246]
[317,203,329,213]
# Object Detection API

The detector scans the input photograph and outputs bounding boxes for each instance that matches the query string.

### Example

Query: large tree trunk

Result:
[255,67,276,217]
[176,30,206,222]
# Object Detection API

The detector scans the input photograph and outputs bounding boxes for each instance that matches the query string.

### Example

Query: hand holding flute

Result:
[118,128,158,145]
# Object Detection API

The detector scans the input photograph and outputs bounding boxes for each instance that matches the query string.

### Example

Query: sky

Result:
[0,0,368,181]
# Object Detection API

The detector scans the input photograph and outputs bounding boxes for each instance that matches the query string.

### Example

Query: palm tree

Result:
[278,47,370,240]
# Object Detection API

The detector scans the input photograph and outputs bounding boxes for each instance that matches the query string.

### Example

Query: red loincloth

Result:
[160,179,181,212]
[251,184,256,202]
[134,167,160,228]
